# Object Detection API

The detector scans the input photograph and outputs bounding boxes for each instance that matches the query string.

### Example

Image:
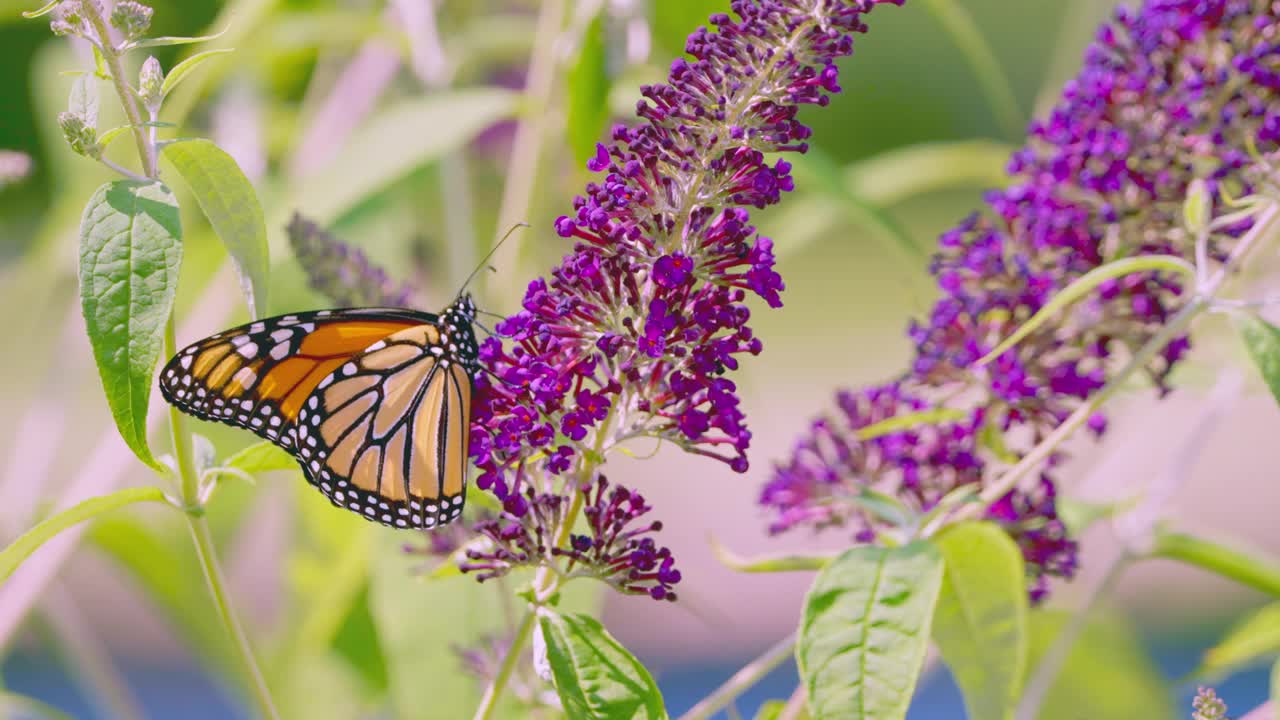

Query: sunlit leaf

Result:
[566,15,610,166]
[160,48,236,99]
[931,523,1027,720]
[1235,313,1280,408]
[163,139,268,318]
[1193,602,1280,680]
[126,28,228,50]
[0,487,168,585]
[797,543,943,720]
[79,181,183,470]
[224,441,297,475]
[20,0,59,18]
[709,535,835,573]
[539,610,668,720]
[68,74,98,128]
[1026,610,1173,720]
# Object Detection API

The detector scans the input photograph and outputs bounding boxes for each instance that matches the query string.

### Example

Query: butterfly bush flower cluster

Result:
[762,0,1280,601]
[435,0,904,600]
[288,214,417,308]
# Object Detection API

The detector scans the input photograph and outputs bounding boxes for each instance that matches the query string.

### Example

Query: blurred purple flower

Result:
[287,213,417,308]
[762,0,1280,600]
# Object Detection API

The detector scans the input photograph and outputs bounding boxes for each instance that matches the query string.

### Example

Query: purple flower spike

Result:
[472,0,905,504]
[287,213,416,308]
[763,0,1280,602]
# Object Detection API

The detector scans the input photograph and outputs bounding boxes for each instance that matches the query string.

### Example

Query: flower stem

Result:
[676,631,798,720]
[472,610,536,720]
[1149,530,1280,597]
[164,320,280,720]
[80,0,157,178]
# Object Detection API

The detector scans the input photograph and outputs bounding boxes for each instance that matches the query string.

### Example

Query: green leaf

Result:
[0,691,74,720]
[79,180,183,471]
[20,0,59,18]
[931,523,1027,720]
[160,48,235,99]
[566,15,610,166]
[126,28,228,50]
[709,535,836,573]
[68,74,98,129]
[855,408,969,441]
[976,255,1196,366]
[1025,610,1172,720]
[224,441,297,474]
[0,487,168,585]
[292,89,516,224]
[163,139,268,318]
[754,700,808,720]
[797,543,944,720]
[330,584,388,693]
[1235,313,1280,408]
[1193,602,1280,680]
[538,610,668,720]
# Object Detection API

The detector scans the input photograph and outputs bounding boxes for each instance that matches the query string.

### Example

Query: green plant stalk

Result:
[920,0,1024,140]
[165,322,280,720]
[1149,530,1280,597]
[80,0,157,178]
[676,631,799,720]
[472,611,536,720]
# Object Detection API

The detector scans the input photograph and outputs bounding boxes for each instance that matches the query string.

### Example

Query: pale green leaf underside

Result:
[539,610,668,720]
[797,543,944,720]
[163,139,269,318]
[79,180,183,471]
[224,440,298,474]
[931,523,1028,720]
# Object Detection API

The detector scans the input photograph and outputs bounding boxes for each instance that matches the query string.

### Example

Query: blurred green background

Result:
[3,0,1279,718]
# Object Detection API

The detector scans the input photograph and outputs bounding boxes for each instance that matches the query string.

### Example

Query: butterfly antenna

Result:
[456,223,529,299]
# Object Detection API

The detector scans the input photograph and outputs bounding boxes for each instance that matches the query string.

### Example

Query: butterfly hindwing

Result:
[158,308,437,449]
[290,323,474,529]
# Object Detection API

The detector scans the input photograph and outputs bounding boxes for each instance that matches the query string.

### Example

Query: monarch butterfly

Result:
[158,295,479,530]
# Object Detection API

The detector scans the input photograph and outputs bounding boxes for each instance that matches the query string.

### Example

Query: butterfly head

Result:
[450,292,477,322]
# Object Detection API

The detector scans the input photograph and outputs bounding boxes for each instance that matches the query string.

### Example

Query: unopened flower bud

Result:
[110,1,152,40]
[58,111,98,158]
[138,56,163,105]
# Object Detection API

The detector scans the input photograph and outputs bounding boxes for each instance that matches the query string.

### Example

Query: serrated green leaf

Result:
[1235,313,1280,408]
[931,523,1027,720]
[126,28,228,50]
[163,139,268,318]
[977,255,1195,366]
[292,89,516,224]
[1194,602,1280,680]
[79,180,183,471]
[1025,610,1172,720]
[224,441,297,474]
[0,487,168,585]
[20,0,59,18]
[797,543,944,720]
[539,610,668,720]
[160,48,235,99]
[96,125,132,151]
[68,74,98,129]
[566,15,610,166]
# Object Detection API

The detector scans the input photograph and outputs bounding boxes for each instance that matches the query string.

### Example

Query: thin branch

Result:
[677,632,798,720]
